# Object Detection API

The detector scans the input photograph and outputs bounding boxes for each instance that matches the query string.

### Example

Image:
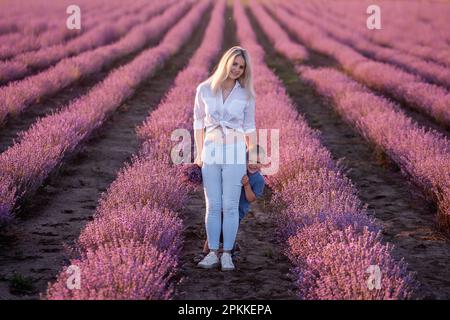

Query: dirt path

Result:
[0,4,191,154]
[173,3,298,301]
[0,7,211,300]
[174,190,298,300]
[247,7,450,299]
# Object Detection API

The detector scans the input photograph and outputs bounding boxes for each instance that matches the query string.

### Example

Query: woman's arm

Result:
[243,97,257,150]
[193,86,206,165]
[194,128,204,165]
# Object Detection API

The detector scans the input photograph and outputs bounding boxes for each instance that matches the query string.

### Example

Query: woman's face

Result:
[228,55,245,80]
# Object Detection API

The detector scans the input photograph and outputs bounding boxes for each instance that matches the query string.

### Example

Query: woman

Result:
[193,46,257,271]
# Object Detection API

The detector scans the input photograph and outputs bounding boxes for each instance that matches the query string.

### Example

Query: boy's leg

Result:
[202,240,209,254]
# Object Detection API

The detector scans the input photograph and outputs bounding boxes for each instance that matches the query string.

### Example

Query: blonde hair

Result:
[206,46,255,100]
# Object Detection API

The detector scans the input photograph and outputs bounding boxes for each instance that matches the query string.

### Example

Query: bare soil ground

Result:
[174,189,298,300]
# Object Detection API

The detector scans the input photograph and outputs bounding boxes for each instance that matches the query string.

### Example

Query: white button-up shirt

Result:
[193,80,256,135]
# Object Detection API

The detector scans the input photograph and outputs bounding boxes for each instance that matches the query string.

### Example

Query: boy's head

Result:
[246,144,267,172]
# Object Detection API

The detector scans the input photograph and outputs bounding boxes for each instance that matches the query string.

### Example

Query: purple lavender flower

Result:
[46,240,177,300]
[181,163,203,186]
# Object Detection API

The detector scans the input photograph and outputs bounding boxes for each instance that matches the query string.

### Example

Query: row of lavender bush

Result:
[267,2,450,127]
[245,0,308,62]
[256,0,450,229]
[0,1,189,125]
[242,0,417,299]
[288,1,450,89]
[0,0,121,60]
[309,0,450,67]
[0,0,121,44]
[0,0,207,225]
[46,0,225,299]
[0,0,170,84]
[297,66,450,229]
[0,0,116,34]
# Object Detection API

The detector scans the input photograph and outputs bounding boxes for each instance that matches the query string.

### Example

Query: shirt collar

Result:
[206,80,240,92]
[219,80,241,95]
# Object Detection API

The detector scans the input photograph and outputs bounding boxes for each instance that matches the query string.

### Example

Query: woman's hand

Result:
[193,129,204,168]
[194,156,203,168]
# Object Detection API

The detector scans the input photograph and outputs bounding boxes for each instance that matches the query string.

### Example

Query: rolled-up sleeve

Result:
[193,86,206,130]
[243,97,256,134]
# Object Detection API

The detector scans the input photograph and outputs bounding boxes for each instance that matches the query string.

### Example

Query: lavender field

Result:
[0,0,449,301]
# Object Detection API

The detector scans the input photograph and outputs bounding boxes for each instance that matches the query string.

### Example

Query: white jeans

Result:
[201,131,246,251]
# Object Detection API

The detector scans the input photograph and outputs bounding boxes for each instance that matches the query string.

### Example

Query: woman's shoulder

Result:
[196,79,213,93]
[239,88,254,103]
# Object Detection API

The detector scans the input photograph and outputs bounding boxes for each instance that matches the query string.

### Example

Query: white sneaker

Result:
[197,251,219,269]
[221,252,235,271]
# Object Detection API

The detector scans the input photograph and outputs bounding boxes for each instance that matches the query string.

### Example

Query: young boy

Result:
[201,144,266,255]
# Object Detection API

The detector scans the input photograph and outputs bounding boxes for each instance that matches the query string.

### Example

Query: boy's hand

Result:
[241,175,249,186]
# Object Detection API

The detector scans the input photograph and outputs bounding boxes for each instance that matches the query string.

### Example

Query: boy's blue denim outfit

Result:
[238,170,265,221]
